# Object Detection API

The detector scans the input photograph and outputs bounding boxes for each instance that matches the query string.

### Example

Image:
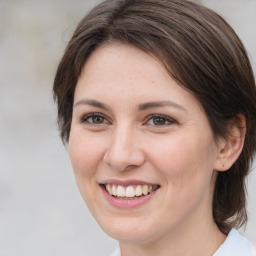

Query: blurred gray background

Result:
[0,0,255,255]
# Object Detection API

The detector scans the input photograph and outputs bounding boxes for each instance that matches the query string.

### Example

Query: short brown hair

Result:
[53,0,256,234]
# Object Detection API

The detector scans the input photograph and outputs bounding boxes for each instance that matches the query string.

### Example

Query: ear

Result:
[214,114,246,172]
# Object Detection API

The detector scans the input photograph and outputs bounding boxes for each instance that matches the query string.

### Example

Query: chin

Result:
[97,215,161,244]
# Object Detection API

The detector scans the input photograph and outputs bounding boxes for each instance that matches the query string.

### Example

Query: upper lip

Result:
[99,179,160,187]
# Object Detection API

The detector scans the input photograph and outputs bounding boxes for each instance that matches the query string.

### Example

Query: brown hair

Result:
[53,0,256,234]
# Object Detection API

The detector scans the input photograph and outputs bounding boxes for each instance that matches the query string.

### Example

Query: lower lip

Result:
[100,185,158,209]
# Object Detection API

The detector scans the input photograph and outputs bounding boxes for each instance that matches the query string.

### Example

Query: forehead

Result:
[75,43,205,115]
[79,42,166,85]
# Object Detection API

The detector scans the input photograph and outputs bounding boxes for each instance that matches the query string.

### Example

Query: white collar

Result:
[110,229,256,256]
[213,229,255,256]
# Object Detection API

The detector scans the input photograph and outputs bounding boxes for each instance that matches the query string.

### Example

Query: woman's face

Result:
[69,43,221,244]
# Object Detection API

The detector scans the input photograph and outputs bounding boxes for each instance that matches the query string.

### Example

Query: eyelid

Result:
[79,112,176,127]
[80,112,111,125]
[144,114,176,126]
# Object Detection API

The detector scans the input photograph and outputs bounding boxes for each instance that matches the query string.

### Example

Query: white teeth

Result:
[105,184,158,198]
[135,185,142,196]
[126,185,135,197]
[142,185,149,195]
[106,184,112,194]
[112,185,117,196]
[117,185,126,197]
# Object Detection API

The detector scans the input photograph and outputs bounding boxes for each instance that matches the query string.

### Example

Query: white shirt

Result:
[213,229,255,256]
[110,229,256,256]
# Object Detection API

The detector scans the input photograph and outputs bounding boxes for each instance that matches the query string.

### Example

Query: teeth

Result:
[106,184,112,194]
[135,185,142,196]
[142,185,149,195]
[112,185,117,196]
[117,185,126,197]
[105,184,158,198]
[126,185,135,197]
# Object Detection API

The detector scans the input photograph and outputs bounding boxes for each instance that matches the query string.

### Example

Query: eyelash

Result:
[144,114,176,127]
[80,112,176,127]
[80,113,110,125]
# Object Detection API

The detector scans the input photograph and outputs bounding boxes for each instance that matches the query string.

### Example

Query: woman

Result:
[53,0,256,255]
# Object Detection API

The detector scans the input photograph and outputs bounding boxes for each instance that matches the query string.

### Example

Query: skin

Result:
[68,42,241,256]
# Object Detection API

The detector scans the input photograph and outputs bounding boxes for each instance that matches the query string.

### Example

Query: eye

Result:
[81,113,109,125]
[145,114,176,126]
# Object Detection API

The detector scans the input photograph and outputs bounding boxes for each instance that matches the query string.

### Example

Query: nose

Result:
[103,125,145,172]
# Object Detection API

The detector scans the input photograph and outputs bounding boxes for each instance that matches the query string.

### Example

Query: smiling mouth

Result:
[102,184,160,199]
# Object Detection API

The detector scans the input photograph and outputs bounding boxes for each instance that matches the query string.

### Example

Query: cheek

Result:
[68,131,104,178]
[148,132,216,188]
[150,137,216,226]
[68,132,105,207]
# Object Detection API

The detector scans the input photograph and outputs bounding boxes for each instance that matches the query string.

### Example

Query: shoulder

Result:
[213,229,256,256]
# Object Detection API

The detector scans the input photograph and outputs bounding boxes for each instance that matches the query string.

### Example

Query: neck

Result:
[119,209,226,256]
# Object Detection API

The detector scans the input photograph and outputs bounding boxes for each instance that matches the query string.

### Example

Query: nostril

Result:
[103,146,145,172]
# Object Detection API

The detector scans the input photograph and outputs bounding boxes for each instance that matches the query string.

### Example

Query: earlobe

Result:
[214,114,246,172]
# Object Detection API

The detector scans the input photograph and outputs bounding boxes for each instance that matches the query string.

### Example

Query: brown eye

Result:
[91,116,105,124]
[146,114,175,126]
[152,117,167,125]
[81,113,108,125]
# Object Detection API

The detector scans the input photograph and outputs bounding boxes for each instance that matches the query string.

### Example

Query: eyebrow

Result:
[74,98,186,112]
[74,99,110,111]
[137,101,187,112]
